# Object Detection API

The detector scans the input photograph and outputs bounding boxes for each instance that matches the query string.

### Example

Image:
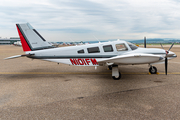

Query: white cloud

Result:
[0,0,180,41]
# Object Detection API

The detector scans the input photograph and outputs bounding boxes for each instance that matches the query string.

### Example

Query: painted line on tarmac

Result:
[0,72,111,75]
[170,62,180,64]
[0,72,180,75]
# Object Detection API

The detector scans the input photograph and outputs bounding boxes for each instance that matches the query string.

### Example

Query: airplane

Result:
[14,41,22,46]
[5,23,177,80]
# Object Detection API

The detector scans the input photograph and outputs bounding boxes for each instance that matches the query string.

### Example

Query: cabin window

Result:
[116,43,128,51]
[77,49,84,53]
[87,47,100,53]
[127,42,138,50]
[103,45,113,52]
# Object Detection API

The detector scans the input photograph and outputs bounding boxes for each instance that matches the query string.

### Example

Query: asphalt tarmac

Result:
[0,45,180,119]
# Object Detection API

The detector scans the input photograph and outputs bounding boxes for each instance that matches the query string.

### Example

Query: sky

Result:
[0,0,180,42]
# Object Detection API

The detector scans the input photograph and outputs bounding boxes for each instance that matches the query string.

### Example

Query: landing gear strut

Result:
[108,65,112,70]
[149,66,157,74]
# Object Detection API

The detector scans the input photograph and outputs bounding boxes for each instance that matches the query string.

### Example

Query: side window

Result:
[87,47,100,53]
[103,45,113,52]
[77,49,84,54]
[116,43,128,51]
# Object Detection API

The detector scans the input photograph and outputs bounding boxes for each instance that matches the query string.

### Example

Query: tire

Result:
[112,72,121,80]
[149,66,157,74]
[108,66,112,70]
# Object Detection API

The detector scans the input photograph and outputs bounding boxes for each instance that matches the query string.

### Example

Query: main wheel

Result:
[149,66,157,74]
[112,72,121,80]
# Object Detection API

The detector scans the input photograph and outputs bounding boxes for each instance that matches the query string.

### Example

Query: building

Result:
[0,37,20,45]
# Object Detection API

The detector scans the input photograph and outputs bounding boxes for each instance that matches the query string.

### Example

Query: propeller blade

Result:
[144,37,146,48]
[160,43,164,50]
[165,57,168,75]
[168,43,174,51]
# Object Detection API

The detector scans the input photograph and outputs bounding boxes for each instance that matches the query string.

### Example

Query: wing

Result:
[98,53,163,65]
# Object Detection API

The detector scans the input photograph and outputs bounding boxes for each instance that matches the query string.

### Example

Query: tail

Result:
[16,23,54,52]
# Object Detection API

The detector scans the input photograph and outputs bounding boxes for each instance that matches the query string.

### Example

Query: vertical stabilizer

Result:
[16,23,54,52]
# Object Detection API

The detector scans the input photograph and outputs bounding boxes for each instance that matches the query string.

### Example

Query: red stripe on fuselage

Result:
[16,25,31,52]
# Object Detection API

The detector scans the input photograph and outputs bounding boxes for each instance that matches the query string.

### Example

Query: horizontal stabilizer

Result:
[4,54,34,60]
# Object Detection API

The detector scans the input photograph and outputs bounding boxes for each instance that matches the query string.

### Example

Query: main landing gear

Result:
[109,65,121,80]
[149,66,157,74]
[108,65,158,80]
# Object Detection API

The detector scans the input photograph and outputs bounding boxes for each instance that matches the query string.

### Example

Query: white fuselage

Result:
[26,40,176,66]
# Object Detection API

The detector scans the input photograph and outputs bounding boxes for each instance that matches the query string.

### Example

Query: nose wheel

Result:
[149,66,157,74]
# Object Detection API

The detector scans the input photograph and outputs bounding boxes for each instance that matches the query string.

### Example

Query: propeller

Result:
[160,43,174,75]
[144,37,146,48]
[165,57,167,75]
[160,43,164,50]
[168,43,174,51]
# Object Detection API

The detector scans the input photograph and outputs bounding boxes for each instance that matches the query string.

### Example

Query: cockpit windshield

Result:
[127,42,138,50]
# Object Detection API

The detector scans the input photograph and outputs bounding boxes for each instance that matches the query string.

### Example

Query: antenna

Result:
[69,38,76,46]
[93,35,100,43]
[69,38,73,41]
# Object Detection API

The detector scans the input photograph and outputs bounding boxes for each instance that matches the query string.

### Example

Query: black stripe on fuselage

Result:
[30,46,56,51]
[28,55,116,59]
[151,53,166,55]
